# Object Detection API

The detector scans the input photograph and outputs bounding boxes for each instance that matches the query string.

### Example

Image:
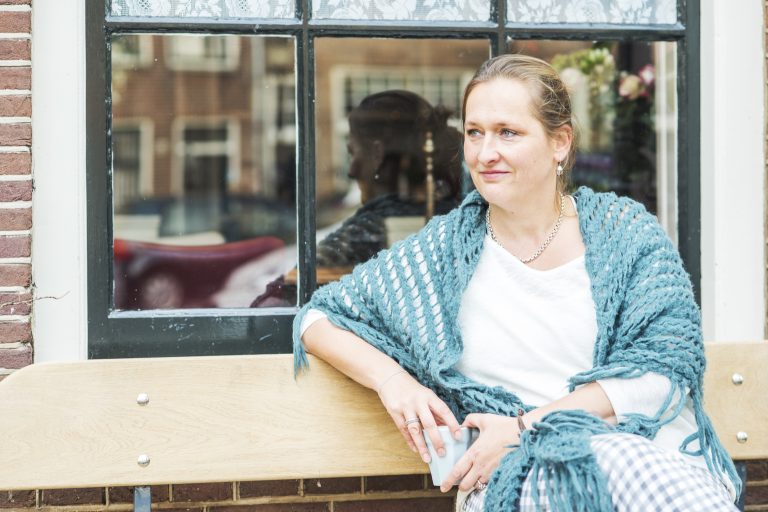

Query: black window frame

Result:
[87,0,699,359]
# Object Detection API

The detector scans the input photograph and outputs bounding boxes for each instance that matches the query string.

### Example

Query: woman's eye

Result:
[466,128,481,137]
[500,128,518,138]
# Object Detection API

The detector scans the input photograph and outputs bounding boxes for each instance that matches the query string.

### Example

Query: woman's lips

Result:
[478,170,508,181]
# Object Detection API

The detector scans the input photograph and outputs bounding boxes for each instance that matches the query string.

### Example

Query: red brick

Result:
[0,40,29,61]
[0,180,31,201]
[0,263,29,286]
[0,292,31,315]
[239,480,299,498]
[0,12,29,33]
[0,321,29,342]
[746,482,768,506]
[211,505,329,512]
[0,235,30,257]
[365,475,425,493]
[0,124,30,146]
[333,497,455,512]
[0,344,31,368]
[41,487,105,506]
[0,95,30,117]
[109,485,170,504]
[0,68,29,90]
[172,482,232,502]
[747,460,768,481]
[0,208,31,230]
[0,490,34,508]
[304,478,360,495]
[0,153,30,174]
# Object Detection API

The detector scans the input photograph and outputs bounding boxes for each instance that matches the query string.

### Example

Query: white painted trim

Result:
[0,117,31,123]
[0,61,31,67]
[700,0,766,342]
[31,0,88,362]
[0,5,31,11]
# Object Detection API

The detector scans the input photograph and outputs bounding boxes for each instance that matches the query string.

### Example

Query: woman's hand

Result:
[377,371,462,464]
[439,413,521,493]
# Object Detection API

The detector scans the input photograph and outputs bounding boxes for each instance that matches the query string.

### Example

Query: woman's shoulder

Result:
[573,186,660,228]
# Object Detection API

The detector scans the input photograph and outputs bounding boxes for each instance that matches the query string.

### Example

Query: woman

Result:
[293,55,739,511]
[315,90,463,267]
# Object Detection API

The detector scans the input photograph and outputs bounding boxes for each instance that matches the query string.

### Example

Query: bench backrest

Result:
[0,343,765,491]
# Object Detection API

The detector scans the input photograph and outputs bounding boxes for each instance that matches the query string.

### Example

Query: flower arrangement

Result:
[552,46,616,151]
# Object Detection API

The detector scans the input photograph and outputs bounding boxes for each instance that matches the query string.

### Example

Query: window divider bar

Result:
[296,23,316,305]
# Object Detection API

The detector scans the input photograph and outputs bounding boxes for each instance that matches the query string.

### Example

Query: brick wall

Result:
[0,0,31,383]
[0,477,456,511]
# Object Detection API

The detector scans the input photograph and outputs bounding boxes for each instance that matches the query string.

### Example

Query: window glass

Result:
[507,40,678,237]
[312,0,489,20]
[110,0,294,18]
[111,34,297,311]
[506,0,677,24]
[305,38,489,291]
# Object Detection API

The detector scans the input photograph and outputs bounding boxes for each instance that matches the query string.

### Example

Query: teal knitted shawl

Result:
[293,187,740,510]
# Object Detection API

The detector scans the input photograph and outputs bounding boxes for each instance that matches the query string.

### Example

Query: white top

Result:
[455,234,705,471]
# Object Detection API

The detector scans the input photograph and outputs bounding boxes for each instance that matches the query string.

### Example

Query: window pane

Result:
[312,0,490,21]
[507,0,676,24]
[310,38,489,288]
[507,40,678,239]
[111,34,297,310]
[110,0,294,18]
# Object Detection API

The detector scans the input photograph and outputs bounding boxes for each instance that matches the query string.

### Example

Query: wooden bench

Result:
[0,343,765,511]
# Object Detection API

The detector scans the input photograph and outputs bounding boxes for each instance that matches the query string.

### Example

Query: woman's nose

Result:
[477,137,500,165]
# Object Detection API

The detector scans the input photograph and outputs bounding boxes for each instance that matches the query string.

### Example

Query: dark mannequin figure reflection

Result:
[251,90,463,307]
[317,90,464,267]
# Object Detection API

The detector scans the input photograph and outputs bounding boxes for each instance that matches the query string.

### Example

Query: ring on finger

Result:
[404,417,421,427]
[474,480,487,491]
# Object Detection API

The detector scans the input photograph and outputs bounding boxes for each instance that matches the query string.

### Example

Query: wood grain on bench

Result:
[0,342,765,492]
[0,354,424,490]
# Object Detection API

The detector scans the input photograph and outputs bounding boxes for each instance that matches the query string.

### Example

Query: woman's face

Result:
[463,78,567,208]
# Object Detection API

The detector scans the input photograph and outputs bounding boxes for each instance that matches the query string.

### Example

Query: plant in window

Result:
[552,46,616,152]
[614,64,656,208]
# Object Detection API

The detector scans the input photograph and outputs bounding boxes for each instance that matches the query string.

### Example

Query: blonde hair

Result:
[462,54,577,189]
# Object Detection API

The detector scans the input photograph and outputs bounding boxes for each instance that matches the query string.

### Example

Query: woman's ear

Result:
[552,126,573,163]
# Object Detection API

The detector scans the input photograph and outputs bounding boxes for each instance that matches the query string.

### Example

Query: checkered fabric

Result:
[461,433,736,512]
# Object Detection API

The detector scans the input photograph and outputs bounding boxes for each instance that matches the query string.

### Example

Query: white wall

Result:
[700,0,766,342]
[31,0,88,361]
[31,1,766,361]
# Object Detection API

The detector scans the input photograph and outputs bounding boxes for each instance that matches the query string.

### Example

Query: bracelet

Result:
[376,369,407,395]
[517,408,527,432]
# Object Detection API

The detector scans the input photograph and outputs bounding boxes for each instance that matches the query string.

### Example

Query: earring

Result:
[374,173,380,182]
[556,162,564,177]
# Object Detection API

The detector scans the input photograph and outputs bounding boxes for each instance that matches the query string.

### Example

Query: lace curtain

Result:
[507,0,676,24]
[110,0,294,18]
[111,0,676,24]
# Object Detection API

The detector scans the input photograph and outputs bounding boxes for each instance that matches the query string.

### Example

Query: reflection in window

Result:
[112,123,150,213]
[166,35,240,71]
[317,39,488,279]
[509,40,678,238]
[111,34,297,311]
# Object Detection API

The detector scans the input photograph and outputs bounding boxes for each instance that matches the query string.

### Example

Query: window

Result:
[88,0,699,358]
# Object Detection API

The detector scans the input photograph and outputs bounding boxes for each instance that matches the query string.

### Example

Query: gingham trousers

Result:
[460,433,737,512]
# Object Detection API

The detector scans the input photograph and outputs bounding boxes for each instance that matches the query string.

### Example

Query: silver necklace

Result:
[485,193,565,264]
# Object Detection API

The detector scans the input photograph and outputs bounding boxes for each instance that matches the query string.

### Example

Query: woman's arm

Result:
[443,382,616,493]
[302,318,462,462]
